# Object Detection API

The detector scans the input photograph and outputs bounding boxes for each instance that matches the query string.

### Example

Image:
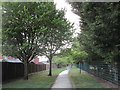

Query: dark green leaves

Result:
[71,2,120,63]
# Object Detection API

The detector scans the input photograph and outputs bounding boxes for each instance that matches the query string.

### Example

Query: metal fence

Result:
[78,62,120,86]
[2,62,46,82]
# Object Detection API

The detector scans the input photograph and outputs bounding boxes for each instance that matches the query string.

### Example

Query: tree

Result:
[53,55,73,68]
[58,38,88,72]
[71,50,88,73]
[2,2,72,79]
[58,48,74,65]
[39,10,74,76]
[71,2,120,64]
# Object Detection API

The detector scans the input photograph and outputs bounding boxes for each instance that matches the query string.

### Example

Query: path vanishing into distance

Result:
[51,67,72,89]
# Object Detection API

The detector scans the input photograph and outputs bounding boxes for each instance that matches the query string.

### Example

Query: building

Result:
[1,56,40,64]
[2,56,22,63]
[31,57,39,64]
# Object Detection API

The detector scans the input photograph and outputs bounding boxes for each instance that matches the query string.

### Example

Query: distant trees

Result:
[53,57,68,68]
[53,48,73,68]
[70,38,88,63]
[71,50,88,73]
[70,38,88,73]
[71,2,120,64]
[54,38,88,72]
[2,2,73,79]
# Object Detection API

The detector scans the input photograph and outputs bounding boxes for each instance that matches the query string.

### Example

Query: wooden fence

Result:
[2,62,46,82]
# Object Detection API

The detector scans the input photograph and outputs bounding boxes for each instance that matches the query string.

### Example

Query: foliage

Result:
[71,38,88,63]
[71,2,120,64]
[54,47,74,65]
[2,2,57,62]
[2,2,57,79]
[53,55,73,66]
[38,6,73,76]
[2,2,73,77]
[54,38,88,65]
[71,50,88,63]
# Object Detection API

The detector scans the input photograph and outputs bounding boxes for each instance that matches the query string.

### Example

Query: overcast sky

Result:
[54,0,80,37]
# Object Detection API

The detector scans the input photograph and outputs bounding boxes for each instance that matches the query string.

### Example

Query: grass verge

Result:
[3,67,65,88]
[69,66,105,89]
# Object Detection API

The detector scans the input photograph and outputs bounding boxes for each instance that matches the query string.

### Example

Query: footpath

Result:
[51,67,72,89]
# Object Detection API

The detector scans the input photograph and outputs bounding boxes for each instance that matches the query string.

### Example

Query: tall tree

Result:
[71,2,120,64]
[39,10,73,76]
[70,2,120,84]
[2,2,72,79]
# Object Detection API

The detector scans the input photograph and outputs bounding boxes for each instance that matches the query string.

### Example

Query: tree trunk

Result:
[79,62,81,74]
[24,61,28,80]
[48,56,52,76]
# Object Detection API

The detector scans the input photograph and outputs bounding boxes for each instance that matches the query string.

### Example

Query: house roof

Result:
[3,56,22,63]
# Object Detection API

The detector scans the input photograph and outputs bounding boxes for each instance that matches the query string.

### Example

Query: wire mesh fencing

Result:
[79,62,120,86]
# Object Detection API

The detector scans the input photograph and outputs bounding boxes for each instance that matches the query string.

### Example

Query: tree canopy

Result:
[71,2,120,64]
[2,2,54,63]
[2,2,73,79]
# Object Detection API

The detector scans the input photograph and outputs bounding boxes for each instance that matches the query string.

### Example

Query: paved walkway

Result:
[51,67,72,89]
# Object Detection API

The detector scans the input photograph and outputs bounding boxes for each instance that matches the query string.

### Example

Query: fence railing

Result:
[2,62,46,82]
[78,62,120,86]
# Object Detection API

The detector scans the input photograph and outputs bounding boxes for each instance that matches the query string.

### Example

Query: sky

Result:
[54,0,80,37]
[39,0,80,62]
[38,56,48,62]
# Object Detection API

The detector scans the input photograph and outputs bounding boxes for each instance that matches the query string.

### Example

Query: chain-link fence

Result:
[78,62,120,86]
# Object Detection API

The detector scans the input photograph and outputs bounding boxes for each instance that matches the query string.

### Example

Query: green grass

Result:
[3,67,66,88]
[69,66,104,89]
